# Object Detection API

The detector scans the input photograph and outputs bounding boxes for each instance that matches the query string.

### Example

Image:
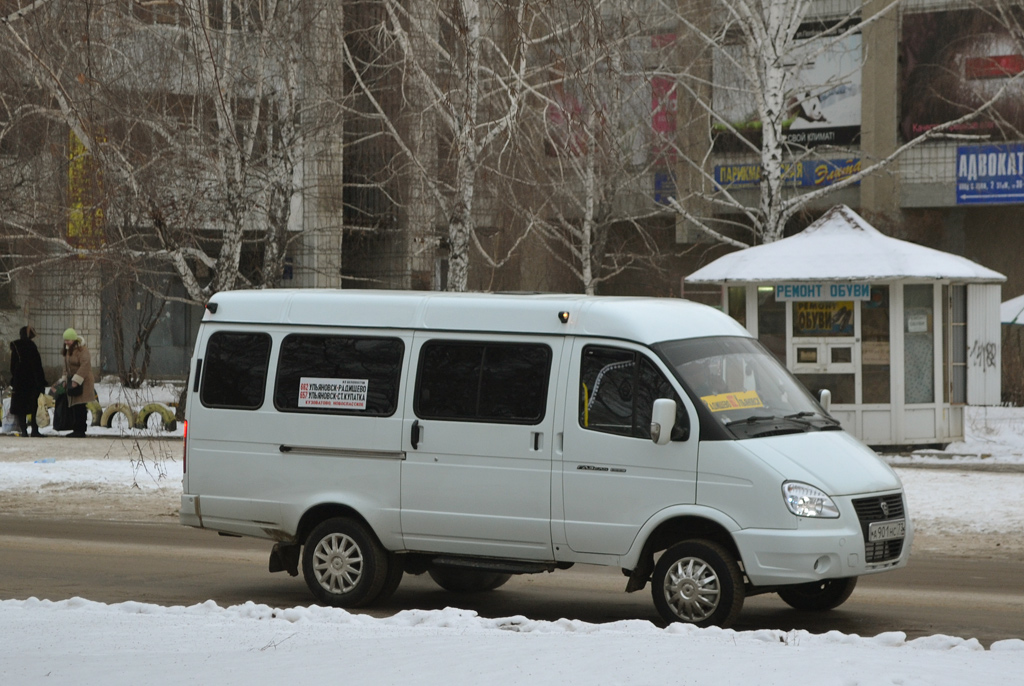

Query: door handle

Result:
[411,420,420,450]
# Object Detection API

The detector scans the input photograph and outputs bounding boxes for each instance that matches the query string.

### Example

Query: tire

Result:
[301,517,389,608]
[777,577,858,611]
[134,403,176,432]
[427,567,513,593]
[651,540,744,628]
[101,403,136,431]
[373,553,406,604]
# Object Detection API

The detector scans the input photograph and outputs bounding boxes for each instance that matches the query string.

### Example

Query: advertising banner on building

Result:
[67,130,106,250]
[545,35,682,166]
[712,25,862,150]
[956,143,1024,204]
[544,41,650,165]
[714,158,861,190]
[900,9,1024,142]
[793,301,855,336]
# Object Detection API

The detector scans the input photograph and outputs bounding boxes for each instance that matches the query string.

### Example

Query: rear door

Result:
[186,327,410,543]
[400,333,564,560]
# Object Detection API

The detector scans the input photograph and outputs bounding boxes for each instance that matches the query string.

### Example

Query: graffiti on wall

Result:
[970,340,999,371]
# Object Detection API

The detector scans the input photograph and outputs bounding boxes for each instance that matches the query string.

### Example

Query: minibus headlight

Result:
[783,482,840,518]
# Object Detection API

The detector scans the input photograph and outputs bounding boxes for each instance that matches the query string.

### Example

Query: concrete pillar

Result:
[860,0,901,218]
[293,0,344,290]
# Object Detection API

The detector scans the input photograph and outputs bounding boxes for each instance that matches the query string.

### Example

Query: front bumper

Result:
[734,493,913,587]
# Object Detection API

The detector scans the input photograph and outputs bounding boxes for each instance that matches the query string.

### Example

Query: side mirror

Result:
[650,398,676,446]
[819,389,832,414]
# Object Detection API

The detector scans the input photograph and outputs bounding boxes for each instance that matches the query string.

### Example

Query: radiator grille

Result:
[852,494,906,563]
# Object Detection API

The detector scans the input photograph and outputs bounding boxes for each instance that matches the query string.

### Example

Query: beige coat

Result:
[59,339,96,407]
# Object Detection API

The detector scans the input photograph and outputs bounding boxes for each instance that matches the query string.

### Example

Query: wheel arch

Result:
[623,507,743,570]
[643,515,741,562]
[622,511,744,594]
[296,503,376,547]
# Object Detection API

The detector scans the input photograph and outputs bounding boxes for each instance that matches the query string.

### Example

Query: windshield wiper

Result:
[726,414,811,427]
[786,411,841,427]
[724,414,779,426]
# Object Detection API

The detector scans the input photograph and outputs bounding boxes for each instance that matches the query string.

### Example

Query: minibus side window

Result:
[580,345,686,440]
[273,335,404,416]
[200,332,272,409]
[415,341,552,424]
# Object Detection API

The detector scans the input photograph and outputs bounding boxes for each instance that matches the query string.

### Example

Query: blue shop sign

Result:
[775,282,871,301]
[654,171,676,205]
[956,143,1024,205]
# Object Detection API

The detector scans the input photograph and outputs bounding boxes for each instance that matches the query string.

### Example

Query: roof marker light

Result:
[558,311,570,324]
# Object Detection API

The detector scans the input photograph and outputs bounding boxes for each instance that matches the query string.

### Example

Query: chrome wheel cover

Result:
[312,532,364,595]
[662,556,721,623]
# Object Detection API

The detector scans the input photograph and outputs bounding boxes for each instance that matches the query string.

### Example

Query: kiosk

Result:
[685,205,1005,447]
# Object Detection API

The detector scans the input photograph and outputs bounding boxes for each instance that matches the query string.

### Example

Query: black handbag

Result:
[67,382,84,397]
[53,393,73,431]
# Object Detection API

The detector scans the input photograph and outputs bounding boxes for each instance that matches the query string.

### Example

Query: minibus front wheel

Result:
[651,540,745,628]
[302,517,389,607]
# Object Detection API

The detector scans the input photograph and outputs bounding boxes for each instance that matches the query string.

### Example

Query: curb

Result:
[883,458,1024,473]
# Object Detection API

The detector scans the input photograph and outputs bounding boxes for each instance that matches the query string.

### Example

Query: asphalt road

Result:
[1,516,1021,646]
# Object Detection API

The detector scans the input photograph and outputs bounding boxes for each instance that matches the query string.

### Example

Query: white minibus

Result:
[180,290,912,627]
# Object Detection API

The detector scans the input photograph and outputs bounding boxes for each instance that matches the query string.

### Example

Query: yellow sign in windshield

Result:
[701,390,764,413]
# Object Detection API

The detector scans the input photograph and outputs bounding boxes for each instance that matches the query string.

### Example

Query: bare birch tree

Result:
[342,0,530,292]
[0,0,342,303]
[506,1,680,295]
[656,0,1024,246]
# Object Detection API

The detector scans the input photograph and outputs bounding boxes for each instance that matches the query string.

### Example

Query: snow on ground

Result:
[0,405,1022,684]
[885,405,1024,466]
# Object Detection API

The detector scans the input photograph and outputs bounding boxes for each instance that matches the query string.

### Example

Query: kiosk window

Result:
[416,341,552,423]
[580,346,686,440]
[200,332,272,409]
[274,335,404,416]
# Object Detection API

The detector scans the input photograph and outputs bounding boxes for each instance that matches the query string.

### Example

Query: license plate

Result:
[868,519,906,542]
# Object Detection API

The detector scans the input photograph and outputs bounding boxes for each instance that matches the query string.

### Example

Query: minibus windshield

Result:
[653,336,841,439]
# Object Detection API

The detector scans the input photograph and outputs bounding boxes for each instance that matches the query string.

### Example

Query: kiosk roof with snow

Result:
[686,205,1005,284]
[1002,294,1024,326]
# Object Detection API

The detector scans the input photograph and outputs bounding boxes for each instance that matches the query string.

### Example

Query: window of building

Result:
[274,334,404,416]
[946,285,967,404]
[862,285,891,404]
[200,331,272,409]
[579,345,686,440]
[415,341,552,424]
[0,242,16,310]
[904,284,935,404]
[727,286,746,327]
[130,0,188,26]
[757,287,786,361]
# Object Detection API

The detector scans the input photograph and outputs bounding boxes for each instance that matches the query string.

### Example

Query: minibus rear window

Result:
[415,341,552,424]
[274,334,404,416]
[200,332,272,409]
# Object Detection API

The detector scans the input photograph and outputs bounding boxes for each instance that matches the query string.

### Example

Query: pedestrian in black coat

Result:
[9,326,47,437]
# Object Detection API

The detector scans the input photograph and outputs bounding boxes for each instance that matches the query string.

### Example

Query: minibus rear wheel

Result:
[373,553,406,604]
[651,540,744,628]
[301,517,388,607]
[777,576,858,611]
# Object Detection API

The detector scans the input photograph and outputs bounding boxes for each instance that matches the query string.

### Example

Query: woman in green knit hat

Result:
[50,328,95,438]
